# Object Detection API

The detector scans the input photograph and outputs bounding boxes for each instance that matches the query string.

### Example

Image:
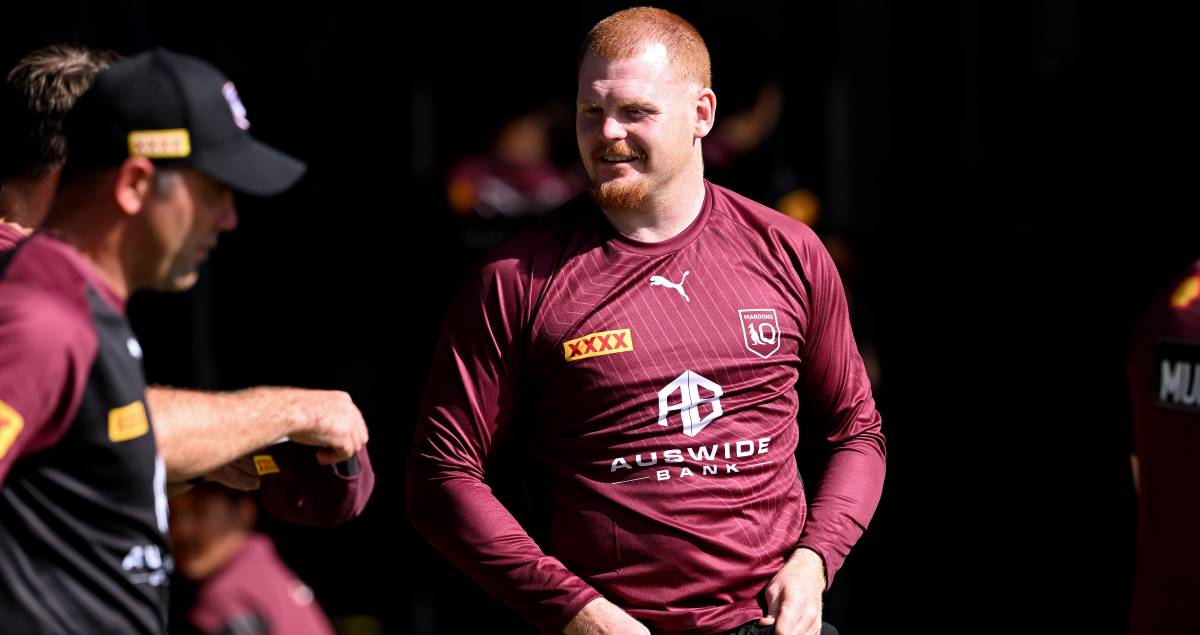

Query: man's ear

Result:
[113,157,157,217]
[695,87,717,138]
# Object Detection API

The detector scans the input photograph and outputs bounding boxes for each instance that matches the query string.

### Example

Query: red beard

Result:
[589,142,649,210]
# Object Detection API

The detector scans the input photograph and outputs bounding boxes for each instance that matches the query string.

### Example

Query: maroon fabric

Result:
[187,533,335,635]
[0,234,121,483]
[1128,260,1200,635]
[256,444,374,527]
[409,181,886,634]
[0,232,170,633]
[0,223,25,251]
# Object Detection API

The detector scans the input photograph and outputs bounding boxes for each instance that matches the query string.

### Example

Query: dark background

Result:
[3,1,1193,633]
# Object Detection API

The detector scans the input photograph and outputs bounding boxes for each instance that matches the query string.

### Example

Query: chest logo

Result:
[650,271,690,302]
[564,328,634,362]
[739,308,781,359]
[658,370,723,437]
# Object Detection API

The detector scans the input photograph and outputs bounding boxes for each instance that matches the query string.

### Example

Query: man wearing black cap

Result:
[0,44,374,517]
[0,49,356,634]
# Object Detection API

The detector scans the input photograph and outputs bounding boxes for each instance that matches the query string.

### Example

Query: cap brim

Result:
[191,137,306,196]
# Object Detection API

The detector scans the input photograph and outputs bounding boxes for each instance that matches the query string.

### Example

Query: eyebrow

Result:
[576,98,660,111]
[620,100,659,111]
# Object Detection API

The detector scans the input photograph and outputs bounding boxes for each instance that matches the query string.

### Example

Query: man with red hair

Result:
[410,8,885,635]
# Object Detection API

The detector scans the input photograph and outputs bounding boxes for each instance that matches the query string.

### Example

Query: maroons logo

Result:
[739,309,780,359]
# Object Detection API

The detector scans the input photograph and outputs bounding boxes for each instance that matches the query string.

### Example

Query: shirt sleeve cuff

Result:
[794,542,833,592]
[544,587,604,635]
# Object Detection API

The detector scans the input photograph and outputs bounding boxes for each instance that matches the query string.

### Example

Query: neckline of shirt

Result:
[594,180,715,257]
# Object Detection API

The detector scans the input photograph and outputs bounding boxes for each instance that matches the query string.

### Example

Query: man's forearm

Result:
[406,462,601,632]
[564,597,649,635]
[148,386,300,481]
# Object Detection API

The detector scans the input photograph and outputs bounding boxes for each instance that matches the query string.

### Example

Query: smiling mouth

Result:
[600,154,640,164]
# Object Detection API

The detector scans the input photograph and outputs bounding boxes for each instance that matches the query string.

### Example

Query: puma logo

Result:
[649,271,690,302]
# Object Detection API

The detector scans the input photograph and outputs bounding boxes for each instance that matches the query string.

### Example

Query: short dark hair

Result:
[1,44,121,179]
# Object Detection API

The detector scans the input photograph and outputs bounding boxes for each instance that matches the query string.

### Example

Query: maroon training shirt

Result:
[186,532,335,635]
[1128,260,1200,634]
[0,233,171,633]
[409,181,886,634]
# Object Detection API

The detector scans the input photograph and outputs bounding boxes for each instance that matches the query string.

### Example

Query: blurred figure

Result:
[1127,262,1200,634]
[0,45,120,244]
[170,483,335,635]
[703,81,784,171]
[447,106,580,221]
[446,106,581,255]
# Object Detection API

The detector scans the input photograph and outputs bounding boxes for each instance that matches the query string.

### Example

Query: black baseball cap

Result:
[65,48,305,196]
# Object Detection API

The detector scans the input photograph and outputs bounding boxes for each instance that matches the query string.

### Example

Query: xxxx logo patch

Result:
[563,328,633,362]
[108,401,150,443]
[253,454,281,476]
